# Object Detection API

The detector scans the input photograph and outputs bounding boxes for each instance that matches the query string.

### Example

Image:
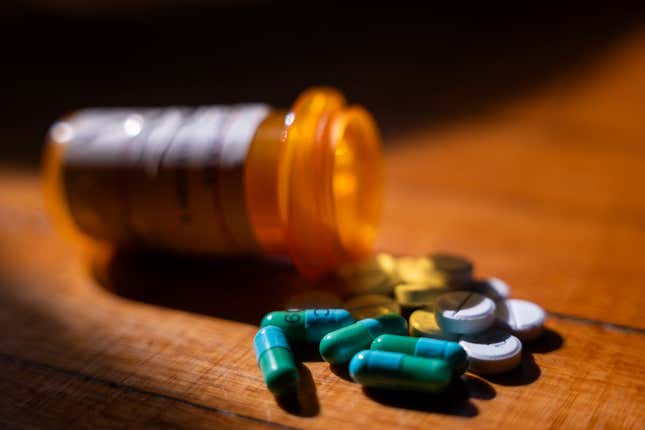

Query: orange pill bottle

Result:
[42,88,383,277]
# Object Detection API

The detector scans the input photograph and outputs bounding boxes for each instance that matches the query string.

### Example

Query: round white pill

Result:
[459,329,522,374]
[495,299,545,341]
[435,291,496,334]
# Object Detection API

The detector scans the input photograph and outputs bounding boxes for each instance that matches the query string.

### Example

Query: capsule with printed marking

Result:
[319,314,408,365]
[349,349,452,393]
[261,309,354,344]
[371,334,468,375]
[253,326,298,395]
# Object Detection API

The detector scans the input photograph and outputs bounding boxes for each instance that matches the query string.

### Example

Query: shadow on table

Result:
[275,364,320,418]
[95,249,336,327]
[363,374,495,417]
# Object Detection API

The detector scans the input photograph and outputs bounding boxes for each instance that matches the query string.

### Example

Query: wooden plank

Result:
[0,356,288,430]
[0,233,644,429]
[0,190,644,429]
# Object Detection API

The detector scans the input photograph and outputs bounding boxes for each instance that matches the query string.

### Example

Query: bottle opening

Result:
[331,107,382,260]
[281,88,383,277]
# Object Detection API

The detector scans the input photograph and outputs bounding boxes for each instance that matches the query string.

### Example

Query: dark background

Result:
[2,2,644,166]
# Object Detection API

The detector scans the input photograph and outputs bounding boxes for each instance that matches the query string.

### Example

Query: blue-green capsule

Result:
[253,326,298,396]
[370,334,468,374]
[319,314,408,365]
[349,349,452,393]
[261,309,354,343]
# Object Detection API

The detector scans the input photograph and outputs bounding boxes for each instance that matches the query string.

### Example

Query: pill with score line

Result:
[349,349,452,393]
[495,299,545,341]
[459,329,522,374]
[261,309,354,344]
[253,326,298,395]
[435,291,496,334]
[319,314,408,365]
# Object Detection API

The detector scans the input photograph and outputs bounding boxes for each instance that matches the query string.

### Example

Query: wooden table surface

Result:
[2,30,645,430]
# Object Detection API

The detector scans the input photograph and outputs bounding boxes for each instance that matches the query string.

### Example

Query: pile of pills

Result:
[253,253,546,396]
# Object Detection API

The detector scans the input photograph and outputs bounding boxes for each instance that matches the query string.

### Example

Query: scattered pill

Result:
[337,253,397,279]
[459,329,522,374]
[395,282,447,308]
[409,309,459,340]
[343,294,401,320]
[261,309,354,344]
[371,334,468,375]
[467,277,510,301]
[284,290,343,310]
[429,253,473,286]
[396,256,435,284]
[319,314,408,365]
[495,299,545,341]
[253,326,299,395]
[349,350,452,393]
[337,253,398,297]
[435,292,496,334]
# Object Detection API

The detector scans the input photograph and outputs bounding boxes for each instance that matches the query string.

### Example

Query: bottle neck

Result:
[245,88,383,278]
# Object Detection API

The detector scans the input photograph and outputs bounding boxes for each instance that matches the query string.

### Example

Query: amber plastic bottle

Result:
[42,87,383,277]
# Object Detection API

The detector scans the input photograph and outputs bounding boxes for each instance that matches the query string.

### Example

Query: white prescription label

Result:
[54,104,270,253]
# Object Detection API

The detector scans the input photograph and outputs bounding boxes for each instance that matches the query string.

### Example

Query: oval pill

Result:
[435,291,496,334]
[459,329,522,374]
[253,326,298,395]
[319,314,408,365]
[495,299,545,341]
[337,253,397,279]
[371,334,468,374]
[261,309,354,344]
[409,309,459,340]
[395,256,435,284]
[395,283,447,308]
[429,253,473,286]
[349,349,452,393]
[337,253,398,296]
[343,294,401,320]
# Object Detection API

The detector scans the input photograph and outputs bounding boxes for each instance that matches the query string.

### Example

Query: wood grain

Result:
[3,28,645,430]
[0,198,644,429]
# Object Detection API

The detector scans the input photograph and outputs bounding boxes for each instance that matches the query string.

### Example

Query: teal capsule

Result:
[319,314,408,365]
[349,349,452,393]
[370,334,468,375]
[253,326,298,396]
[261,309,354,344]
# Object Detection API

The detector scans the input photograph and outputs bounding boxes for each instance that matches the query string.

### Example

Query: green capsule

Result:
[253,326,298,395]
[371,334,468,375]
[349,350,452,393]
[261,309,354,344]
[319,314,408,365]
